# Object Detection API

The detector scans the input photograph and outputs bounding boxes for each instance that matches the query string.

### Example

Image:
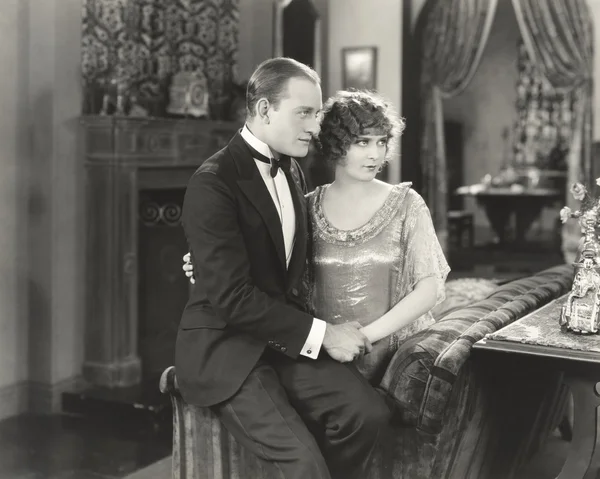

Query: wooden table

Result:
[474,296,600,479]
[456,185,561,245]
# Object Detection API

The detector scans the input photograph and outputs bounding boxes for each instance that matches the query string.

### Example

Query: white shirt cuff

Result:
[300,318,326,359]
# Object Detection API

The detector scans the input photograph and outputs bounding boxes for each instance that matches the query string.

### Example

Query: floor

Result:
[0,414,171,479]
[0,227,574,479]
[0,411,571,479]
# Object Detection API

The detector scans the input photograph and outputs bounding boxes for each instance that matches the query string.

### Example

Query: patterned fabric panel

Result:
[380,264,573,434]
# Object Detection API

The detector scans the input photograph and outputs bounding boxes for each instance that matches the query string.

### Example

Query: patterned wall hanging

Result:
[81,0,240,118]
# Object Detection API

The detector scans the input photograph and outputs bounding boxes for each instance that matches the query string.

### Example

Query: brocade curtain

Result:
[420,0,498,252]
[511,0,593,262]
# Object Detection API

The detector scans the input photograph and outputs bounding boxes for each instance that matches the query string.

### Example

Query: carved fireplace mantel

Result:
[82,116,240,388]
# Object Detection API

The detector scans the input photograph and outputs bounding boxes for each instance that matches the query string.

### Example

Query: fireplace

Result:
[137,187,189,380]
[81,116,240,388]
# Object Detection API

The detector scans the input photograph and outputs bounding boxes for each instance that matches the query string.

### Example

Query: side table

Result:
[473,295,600,479]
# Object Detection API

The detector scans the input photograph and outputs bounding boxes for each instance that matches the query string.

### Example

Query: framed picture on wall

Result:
[342,46,377,90]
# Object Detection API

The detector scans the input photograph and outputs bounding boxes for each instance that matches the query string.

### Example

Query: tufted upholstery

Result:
[382,264,573,434]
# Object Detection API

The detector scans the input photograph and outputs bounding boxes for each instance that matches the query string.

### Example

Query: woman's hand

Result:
[322,321,372,363]
[182,252,195,284]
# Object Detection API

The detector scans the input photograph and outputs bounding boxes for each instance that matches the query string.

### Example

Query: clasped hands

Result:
[323,321,372,363]
[182,253,370,363]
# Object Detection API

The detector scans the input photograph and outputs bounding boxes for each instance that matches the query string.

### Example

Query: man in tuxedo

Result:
[175,57,390,479]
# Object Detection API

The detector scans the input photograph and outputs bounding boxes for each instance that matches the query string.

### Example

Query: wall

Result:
[32,0,84,408]
[327,0,403,183]
[0,0,83,420]
[0,0,30,419]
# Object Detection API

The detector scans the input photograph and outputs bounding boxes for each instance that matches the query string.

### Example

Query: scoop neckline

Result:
[317,183,403,232]
[311,182,411,245]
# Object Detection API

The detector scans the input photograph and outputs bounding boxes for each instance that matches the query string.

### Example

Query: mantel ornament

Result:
[167,71,210,118]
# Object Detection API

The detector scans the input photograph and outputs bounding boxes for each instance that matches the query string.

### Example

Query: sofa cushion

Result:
[431,277,499,320]
[380,263,574,434]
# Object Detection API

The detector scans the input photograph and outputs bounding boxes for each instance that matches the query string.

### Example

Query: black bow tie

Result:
[245,142,292,178]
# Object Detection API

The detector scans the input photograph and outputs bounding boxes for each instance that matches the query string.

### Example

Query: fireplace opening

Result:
[138,188,189,381]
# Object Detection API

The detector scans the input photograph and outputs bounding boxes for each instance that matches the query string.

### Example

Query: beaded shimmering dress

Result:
[306,182,450,379]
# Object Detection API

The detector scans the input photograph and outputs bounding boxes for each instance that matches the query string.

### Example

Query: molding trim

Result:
[29,376,82,414]
[0,375,82,420]
[0,381,28,421]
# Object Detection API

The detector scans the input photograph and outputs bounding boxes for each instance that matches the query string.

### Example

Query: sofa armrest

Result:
[160,366,179,395]
[380,264,573,434]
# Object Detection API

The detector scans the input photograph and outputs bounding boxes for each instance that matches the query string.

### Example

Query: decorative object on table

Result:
[490,166,518,188]
[559,179,600,333]
[167,71,210,118]
[478,166,522,190]
[560,249,600,334]
[559,179,600,258]
[341,46,377,90]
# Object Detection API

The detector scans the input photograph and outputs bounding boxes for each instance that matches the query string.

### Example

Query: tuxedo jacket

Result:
[175,131,314,407]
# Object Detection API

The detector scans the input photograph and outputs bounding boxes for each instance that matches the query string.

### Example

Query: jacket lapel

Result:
[285,161,308,287]
[230,133,287,270]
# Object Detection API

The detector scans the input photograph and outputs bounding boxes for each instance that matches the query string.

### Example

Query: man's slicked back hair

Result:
[246,57,321,118]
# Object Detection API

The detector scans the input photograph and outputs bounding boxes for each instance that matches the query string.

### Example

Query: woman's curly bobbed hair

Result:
[317,90,405,165]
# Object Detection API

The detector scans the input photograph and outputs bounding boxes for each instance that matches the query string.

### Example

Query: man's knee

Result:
[349,391,391,438]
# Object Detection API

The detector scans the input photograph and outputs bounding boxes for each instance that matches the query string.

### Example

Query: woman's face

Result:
[336,130,388,182]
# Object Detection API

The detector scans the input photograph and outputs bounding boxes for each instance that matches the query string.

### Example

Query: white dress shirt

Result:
[241,125,326,359]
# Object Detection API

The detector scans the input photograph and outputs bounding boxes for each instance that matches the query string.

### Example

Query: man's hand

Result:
[182,252,195,284]
[322,322,372,363]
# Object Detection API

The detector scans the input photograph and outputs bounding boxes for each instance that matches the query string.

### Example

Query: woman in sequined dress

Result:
[183,90,449,382]
[305,90,449,381]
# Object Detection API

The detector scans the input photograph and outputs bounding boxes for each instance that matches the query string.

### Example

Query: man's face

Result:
[264,77,322,158]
